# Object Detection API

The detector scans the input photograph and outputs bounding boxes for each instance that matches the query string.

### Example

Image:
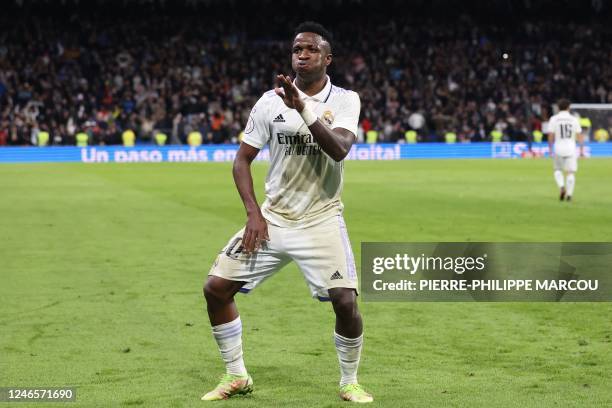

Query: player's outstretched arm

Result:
[275,74,355,162]
[233,142,269,253]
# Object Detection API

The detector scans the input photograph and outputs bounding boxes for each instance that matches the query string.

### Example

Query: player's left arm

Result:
[547,132,555,156]
[547,117,556,157]
[276,75,357,161]
[575,119,584,157]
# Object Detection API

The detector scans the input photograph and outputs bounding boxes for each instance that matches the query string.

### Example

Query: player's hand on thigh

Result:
[242,211,269,254]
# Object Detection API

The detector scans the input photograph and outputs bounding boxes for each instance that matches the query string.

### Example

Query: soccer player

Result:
[547,99,583,201]
[200,22,372,403]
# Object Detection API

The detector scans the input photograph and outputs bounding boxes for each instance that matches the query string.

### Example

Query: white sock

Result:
[334,332,363,386]
[554,170,564,189]
[211,317,247,376]
[566,173,576,196]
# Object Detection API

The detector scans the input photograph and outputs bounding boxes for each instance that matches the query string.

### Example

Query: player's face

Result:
[291,32,332,79]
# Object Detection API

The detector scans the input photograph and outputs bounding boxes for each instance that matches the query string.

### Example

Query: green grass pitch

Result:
[1,158,612,407]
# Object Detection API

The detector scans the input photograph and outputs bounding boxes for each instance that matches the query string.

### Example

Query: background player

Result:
[201,22,373,403]
[548,99,584,201]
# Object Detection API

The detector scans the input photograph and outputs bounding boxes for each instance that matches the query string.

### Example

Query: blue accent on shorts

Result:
[238,287,251,293]
[317,296,331,302]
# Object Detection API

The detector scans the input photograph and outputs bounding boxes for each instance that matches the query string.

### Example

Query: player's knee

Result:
[330,290,359,320]
[203,278,232,304]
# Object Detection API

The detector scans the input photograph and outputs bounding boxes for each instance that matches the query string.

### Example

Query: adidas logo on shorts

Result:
[273,114,285,122]
[330,270,343,280]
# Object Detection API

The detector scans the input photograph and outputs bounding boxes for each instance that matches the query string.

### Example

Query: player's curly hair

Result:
[294,21,333,51]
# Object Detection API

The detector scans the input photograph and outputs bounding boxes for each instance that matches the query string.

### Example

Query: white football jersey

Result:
[242,76,360,228]
[548,110,582,157]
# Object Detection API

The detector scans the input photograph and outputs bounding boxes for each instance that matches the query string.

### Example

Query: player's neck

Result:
[295,74,328,97]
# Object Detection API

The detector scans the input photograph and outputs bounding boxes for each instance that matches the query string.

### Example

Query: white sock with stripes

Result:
[335,332,363,386]
[211,316,247,376]
[566,173,576,196]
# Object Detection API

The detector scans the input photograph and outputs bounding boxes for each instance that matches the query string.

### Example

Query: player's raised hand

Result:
[242,211,269,254]
[275,74,305,112]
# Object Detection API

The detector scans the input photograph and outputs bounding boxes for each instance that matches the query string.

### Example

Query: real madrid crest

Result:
[322,110,334,126]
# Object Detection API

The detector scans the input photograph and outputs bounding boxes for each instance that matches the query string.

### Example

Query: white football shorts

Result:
[209,214,358,300]
[553,154,578,172]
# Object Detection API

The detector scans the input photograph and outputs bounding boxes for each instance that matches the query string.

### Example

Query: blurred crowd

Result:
[0,1,611,146]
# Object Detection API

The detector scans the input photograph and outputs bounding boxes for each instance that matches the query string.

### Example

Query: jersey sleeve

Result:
[242,96,270,149]
[332,91,361,137]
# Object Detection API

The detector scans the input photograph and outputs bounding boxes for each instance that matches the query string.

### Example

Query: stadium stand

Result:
[0,0,610,146]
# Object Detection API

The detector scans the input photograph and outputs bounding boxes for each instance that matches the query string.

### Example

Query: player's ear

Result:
[325,52,332,67]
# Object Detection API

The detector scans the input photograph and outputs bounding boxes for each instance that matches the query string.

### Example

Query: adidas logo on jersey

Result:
[330,270,343,280]
[273,114,285,122]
